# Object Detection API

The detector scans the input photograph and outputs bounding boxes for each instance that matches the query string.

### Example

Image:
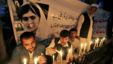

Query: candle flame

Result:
[80,43,83,49]
[68,45,73,53]
[99,37,106,46]
[23,58,27,64]
[34,57,39,64]
[52,55,55,62]
[102,37,106,41]
[59,50,63,57]
[95,38,99,43]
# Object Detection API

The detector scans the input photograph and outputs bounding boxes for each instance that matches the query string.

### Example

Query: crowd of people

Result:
[8,28,80,64]
[8,2,98,64]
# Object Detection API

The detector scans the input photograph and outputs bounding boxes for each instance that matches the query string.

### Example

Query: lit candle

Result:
[55,49,63,64]
[97,38,100,47]
[59,50,63,64]
[23,58,27,64]
[68,45,73,55]
[99,37,106,47]
[52,55,55,64]
[89,41,93,51]
[68,45,73,61]
[94,38,99,49]
[83,43,87,53]
[79,43,83,56]
[34,57,39,64]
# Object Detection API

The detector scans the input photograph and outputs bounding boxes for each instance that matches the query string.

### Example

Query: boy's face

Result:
[60,37,69,45]
[22,36,36,53]
[70,31,77,38]
[22,11,40,31]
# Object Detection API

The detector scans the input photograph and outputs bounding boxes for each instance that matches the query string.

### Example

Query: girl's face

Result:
[22,11,40,31]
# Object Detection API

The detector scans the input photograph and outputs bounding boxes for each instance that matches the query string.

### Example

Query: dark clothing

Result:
[54,38,71,60]
[80,12,90,38]
[8,43,45,64]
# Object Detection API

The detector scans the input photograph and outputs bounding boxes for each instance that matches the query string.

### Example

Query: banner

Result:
[7,0,88,43]
[93,9,110,38]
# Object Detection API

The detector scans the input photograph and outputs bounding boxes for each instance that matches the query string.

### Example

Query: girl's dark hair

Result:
[18,3,41,20]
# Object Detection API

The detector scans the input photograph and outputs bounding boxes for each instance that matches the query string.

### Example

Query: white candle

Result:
[68,45,73,54]
[96,38,99,47]
[99,37,106,46]
[52,55,55,64]
[23,58,27,64]
[68,45,73,61]
[89,41,93,51]
[34,57,39,64]
[56,49,63,64]
[79,43,83,55]
[94,38,99,49]
[59,50,63,64]
[83,43,87,53]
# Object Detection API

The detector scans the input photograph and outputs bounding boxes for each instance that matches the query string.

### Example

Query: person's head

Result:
[18,3,41,31]
[69,28,77,39]
[20,32,36,53]
[87,4,98,15]
[60,30,69,44]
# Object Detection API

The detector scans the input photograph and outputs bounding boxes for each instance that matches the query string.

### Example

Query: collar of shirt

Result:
[29,52,34,58]
[58,40,69,47]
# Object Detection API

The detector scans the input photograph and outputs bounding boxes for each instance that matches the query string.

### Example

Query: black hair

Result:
[69,28,77,34]
[20,31,35,43]
[18,3,41,20]
[60,30,69,37]
[17,0,23,6]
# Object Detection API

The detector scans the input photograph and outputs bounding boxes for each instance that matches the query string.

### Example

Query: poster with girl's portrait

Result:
[8,0,88,44]
[8,0,50,43]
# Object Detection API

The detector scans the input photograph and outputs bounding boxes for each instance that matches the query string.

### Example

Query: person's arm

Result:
[46,39,56,55]
[77,15,84,36]
[46,39,55,48]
